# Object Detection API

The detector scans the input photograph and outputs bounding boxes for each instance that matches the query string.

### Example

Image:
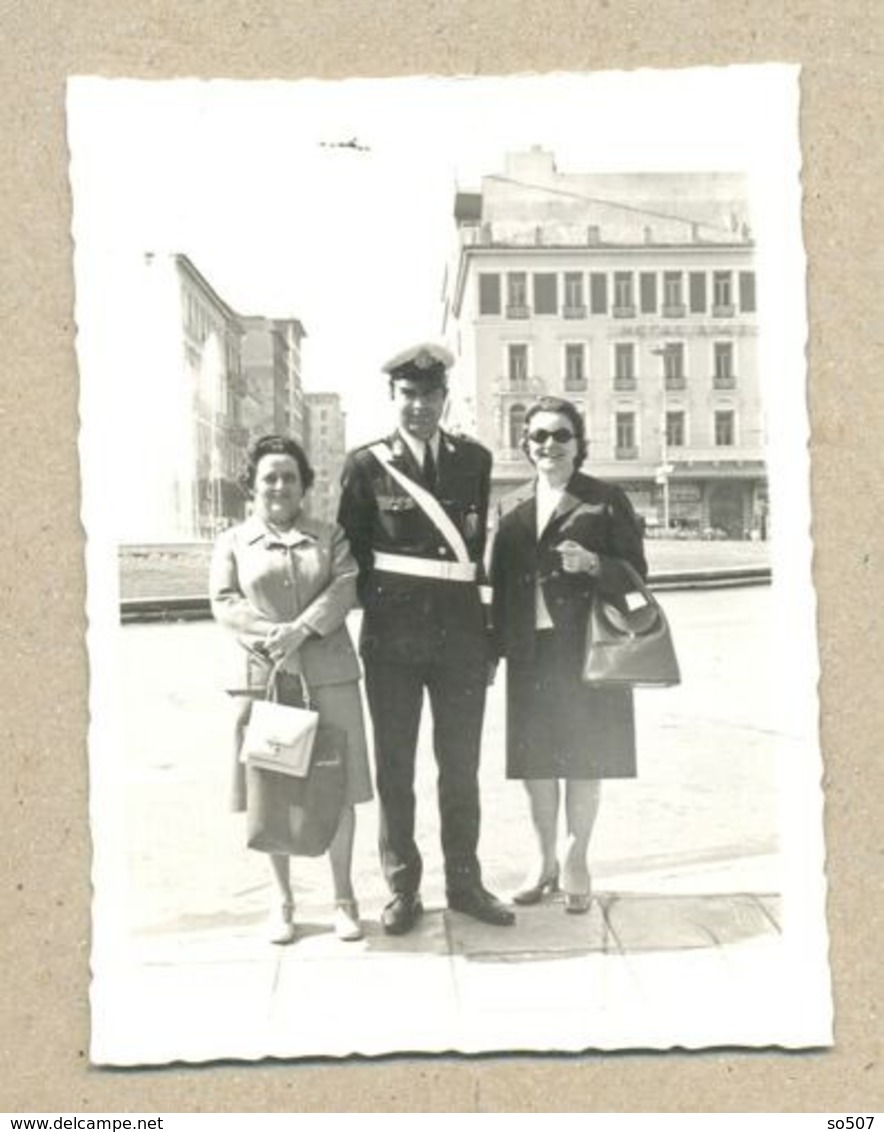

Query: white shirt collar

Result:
[536,476,566,536]
[397,428,440,466]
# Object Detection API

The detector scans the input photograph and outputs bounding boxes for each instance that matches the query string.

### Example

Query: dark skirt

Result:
[506,630,637,780]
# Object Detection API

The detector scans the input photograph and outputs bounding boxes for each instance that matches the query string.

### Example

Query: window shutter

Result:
[739,271,756,313]
[478,273,501,315]
[689,272,707,313]
[533,273,558,315]
[590,273,608,314]
[640,273,657,314]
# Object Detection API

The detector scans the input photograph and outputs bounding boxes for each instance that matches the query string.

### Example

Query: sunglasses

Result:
[526,428,576,445]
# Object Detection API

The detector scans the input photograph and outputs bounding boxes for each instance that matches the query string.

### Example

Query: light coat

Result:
[210,513,362,692]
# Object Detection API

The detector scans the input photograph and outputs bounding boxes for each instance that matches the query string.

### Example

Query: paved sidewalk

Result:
[91,849,789,1065]
[89,584,831,1064]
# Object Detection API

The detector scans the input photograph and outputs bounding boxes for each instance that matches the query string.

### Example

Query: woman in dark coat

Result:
[489,397,647,913]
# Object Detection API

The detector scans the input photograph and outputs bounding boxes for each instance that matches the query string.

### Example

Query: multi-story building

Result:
[443,149,767,537]
[304,392,347,525]
[240,316,307,445]
[131,253,308,541]
[138,252,249,539]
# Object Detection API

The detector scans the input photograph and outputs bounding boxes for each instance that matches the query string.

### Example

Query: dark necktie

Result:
[422,442,437,493]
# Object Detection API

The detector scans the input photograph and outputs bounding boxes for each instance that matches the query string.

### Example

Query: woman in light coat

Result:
[210,435,372,944]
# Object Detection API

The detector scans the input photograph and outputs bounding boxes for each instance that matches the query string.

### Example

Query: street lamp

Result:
[650,345,674,534]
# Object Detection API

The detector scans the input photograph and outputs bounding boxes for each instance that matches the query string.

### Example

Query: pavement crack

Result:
[599,894,624,954]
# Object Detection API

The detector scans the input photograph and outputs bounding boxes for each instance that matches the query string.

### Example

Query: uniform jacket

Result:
[337,429,492,663]
[209,513,362,692]
[489,471,648,664]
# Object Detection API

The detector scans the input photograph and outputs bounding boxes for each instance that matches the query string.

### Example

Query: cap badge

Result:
[414,349,435,370]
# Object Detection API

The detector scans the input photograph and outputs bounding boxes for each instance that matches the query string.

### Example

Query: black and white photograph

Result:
[67,65,830,1065]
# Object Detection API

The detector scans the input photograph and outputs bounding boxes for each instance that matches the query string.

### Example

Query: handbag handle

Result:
[264,659,312,709]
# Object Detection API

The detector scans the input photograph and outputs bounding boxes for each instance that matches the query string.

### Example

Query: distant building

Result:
[304,393,347,525]
[240,316,307,445]
[130,253,307,542]
[443,149,767,537]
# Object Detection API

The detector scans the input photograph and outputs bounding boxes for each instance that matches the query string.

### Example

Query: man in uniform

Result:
[337,342,515,935]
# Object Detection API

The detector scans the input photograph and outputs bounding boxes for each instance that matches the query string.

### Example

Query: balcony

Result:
[662,303,686,318]
[713,374,737,390]
[497,375,544,395]
[564,378,587,393]
[712,303,735,317]
[506,304,530,319]
[613,376,637,392]
[615,446,639,460]
[665,375,687,391]
[612,304,637,318]
[562,304,587,319]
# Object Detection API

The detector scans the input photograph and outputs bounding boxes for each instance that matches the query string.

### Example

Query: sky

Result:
[67,66,802,446]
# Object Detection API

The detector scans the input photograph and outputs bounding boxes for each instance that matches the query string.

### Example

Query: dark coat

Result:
[490,471,648,661]
[489,471,648,779]
[337,429,492,665]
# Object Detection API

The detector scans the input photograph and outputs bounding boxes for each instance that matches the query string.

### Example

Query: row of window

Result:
[504,404,737,452]
[505,340,738,388]
[479,269,756,318]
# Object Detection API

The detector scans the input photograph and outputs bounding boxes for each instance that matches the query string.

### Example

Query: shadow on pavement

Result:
[412,891,781,962]
[131,892,782,966]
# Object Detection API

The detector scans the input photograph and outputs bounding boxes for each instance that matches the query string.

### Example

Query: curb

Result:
[120,567,771,623]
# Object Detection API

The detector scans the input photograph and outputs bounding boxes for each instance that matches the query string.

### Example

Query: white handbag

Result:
[240,664,319,778]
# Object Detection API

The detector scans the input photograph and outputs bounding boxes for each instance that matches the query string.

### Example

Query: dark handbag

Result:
[582,562,681,688]
[245,670,347,857]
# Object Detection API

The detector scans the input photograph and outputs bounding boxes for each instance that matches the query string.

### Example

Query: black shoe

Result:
[381,893,423,935]
[512,865,560,906]
[448,885,516,926]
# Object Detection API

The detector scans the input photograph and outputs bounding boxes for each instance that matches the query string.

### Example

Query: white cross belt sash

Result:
[374,551,476,583]
[369,441,470,563]
[373,553,491,604]
[369,442,492,604]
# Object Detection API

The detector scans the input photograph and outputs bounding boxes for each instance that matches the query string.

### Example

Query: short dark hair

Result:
[520,396,589,469]
[241,435,315,494]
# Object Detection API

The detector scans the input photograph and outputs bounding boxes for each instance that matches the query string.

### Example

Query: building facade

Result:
[131,253,308,541]
[240,316,307,445]
[443,150,767,537]
[304,392,347,525]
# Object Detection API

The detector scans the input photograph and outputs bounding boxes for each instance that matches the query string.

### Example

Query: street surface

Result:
[118,536,771,598]
[113,584,779,939]
[88,579,836,1066]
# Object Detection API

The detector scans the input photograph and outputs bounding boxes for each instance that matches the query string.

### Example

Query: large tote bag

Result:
[582,561,681,688]
[244,667,347,857]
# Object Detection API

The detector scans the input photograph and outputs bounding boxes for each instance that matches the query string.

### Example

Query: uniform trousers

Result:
[363,645,488,898]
